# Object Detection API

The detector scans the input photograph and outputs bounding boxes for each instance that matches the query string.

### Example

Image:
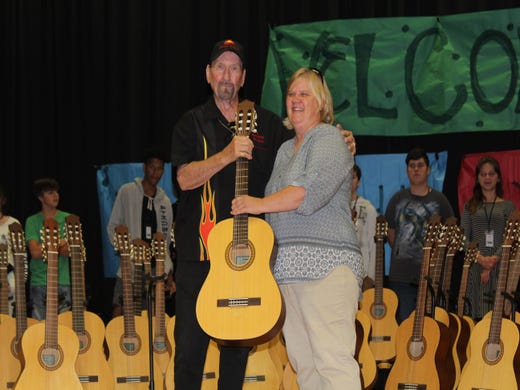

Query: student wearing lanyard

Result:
[461,156,516,321]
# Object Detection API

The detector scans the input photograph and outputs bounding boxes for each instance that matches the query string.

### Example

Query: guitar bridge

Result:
[79,375,99,383]
[116,376,149,383]
[397,384,426,390]
[217,297,261,307]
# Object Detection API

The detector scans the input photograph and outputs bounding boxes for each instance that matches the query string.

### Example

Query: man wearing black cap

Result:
[170,39,356,389]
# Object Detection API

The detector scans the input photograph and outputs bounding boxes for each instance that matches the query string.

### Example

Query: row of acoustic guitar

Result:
[359,212,520,390]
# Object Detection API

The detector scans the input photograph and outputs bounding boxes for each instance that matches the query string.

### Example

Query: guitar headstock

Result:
[235,99,257,136]
[8,222,28,279]
[8,222,26,255]
[375,215,388,242]
[152,231,166,262]
[132,238,150,266]
[424,215,442,248]
[444,216,464,253]
[113,225,131,255]
[503,210,520,247]
[65,214,86,262]
[464,241,479,265]
[0,244,8,268]
[41,218,60,262]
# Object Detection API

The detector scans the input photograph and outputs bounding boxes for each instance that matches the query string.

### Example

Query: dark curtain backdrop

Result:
[2,0,519,321]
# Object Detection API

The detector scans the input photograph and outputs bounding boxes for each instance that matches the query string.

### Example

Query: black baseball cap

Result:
[208,39,246,67]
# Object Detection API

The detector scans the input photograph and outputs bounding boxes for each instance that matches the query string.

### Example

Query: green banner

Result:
[261,8,520,136]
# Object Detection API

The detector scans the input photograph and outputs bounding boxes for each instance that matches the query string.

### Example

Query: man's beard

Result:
[216,82,236,100]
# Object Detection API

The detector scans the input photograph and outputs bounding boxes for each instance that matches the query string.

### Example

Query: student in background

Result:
[107,148,175,318]
[25,178,71,320]
[461,155,515,320]
[384,148,454,324]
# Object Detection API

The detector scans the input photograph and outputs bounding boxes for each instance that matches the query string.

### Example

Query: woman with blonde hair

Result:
[232,67,363,389]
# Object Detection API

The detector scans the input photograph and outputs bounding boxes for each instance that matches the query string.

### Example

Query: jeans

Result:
[387,280,417,324]
[30,285,72,320]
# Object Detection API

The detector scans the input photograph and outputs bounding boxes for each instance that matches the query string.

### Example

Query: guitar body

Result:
[385,314,455,390]
[14,322,82,389]
[0,317,38,389]
[58,310,115,389]
[196,217,284,345]
[164,317,175,390]
[355,310,378,390]
[105,314,150,389]
[282,362,298,390]
[433,307,460,388]
[268,331,289,374]
[243,341,283,389]
[360,287,399,363]
[458,317,520,390]
[452,312,471,374]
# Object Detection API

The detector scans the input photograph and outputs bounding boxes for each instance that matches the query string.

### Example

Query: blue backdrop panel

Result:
[96,153,447,277]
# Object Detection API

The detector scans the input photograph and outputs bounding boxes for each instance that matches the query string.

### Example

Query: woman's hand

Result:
[231,195,263,215]
[336,124,356,155]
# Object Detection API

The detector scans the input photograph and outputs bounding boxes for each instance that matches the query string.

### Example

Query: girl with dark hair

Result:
[461,156,515,320]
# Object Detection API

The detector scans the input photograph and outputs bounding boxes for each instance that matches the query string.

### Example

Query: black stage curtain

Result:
[1,0,519,321]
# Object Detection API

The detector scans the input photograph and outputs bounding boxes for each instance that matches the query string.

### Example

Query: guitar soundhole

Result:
[482,340,503,365]
[78,330,91,354]
[226,241,255,270]
[120,334,142,355]
[10,337,20,359]
[38,345,64,370]
[153,336,169,354]
[371,303,386,319]
[407,338,426,360]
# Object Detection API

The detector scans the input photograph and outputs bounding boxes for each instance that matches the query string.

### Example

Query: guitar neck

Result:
[412,244,433,341]
[155,259,167,335]
[489,243,512,344]
[457,244,476,318]
[374,216,388,304]
[9,223,30,338]
[14,252,29,338]
[441,252,455,311]
[234,156,249,245]
[121,252,137,336]
[45,245,59,349]
[412,216,440,341]
[374,237,385,304]
[504,242,520,317]
[0,251,8,315]
[152,232,168,336]
[427,244,446,311]
[133,261,144,315]
[70,245,86,332]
